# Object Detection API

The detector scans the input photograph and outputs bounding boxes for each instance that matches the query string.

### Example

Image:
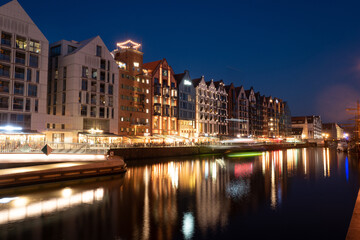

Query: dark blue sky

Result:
[19,0,360,123]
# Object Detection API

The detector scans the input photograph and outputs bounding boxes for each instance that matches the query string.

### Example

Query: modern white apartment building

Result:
[0,0,48,131]
[47,36,118,143]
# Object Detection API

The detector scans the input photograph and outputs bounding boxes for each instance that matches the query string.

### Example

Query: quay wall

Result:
[110,143,310,161]
[0,160,126,188]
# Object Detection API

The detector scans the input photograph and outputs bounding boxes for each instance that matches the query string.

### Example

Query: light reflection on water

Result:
[0,148,358,240]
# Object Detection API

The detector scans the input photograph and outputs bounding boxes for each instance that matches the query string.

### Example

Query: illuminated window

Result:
[92,69,97,79]
[134,62,139,67]
[29,40,41,53]
[16,36,26,50]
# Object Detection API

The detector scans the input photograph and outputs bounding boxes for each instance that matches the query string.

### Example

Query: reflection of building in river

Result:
[194,156,231,234]
[261,150,288,209]
[115,157,232,240]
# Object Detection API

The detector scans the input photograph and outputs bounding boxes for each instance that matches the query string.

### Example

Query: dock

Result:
[347,190,360,239]
[0,159,127,188]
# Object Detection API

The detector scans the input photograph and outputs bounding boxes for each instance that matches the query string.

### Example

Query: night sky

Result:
[16,0,360,123]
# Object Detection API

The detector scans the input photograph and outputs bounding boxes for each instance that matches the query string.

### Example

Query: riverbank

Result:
[347,190,360,239]
[0,159,126,188]
[110,143,311,161]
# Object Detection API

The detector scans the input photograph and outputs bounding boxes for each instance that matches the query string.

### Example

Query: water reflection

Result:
[0,148,357,240]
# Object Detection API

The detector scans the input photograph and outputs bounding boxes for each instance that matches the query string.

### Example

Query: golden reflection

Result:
[327,148,330,177]
[271,158,276,209]
[0,188,104,225]
[322,148,331,178]
[303,148,307,175]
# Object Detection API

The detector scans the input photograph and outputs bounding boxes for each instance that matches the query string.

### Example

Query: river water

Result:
[0,147,358,240]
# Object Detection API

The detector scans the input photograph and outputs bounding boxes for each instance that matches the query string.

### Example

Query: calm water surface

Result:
[0,148,359,240]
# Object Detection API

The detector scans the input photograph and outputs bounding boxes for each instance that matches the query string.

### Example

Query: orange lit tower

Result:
[113,40,151,136]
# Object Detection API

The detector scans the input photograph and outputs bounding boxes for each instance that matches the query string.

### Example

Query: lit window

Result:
[134,62,139,67]
[146,99,149,103]
[146,79,149,84]
[29,40,41,53]
[146,109,149,113]
[16,36,27,50]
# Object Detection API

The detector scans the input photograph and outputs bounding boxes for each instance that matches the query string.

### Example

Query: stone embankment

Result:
[0,159,126,188]
[110,143,310,161]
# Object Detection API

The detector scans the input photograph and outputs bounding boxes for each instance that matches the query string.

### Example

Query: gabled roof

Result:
[235,86,243,96]
[225,84,233,92]
[213,80,224,89]
[142,60,162,71]
[0,0,34,25]
[174,72,186,84]
[66,36,97,55]
[192,77,203,87]
[0,0,48,42]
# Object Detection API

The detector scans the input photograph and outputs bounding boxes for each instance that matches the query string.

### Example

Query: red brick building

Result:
[113,40,151,136]
[143,59,178,136]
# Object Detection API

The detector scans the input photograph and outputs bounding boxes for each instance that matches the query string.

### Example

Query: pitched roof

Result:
[235,86,244,96]
[192,77,202,87]
[143,60,162,71]
[174,72,186,84]
[213,80,224,89]
[0,0,48,42]
[67,36,97,55]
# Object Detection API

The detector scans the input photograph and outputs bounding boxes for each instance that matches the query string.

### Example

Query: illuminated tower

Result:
[113,40,151,137]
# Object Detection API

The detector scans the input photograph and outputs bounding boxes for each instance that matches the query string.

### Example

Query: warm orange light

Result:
[117,40,141,50]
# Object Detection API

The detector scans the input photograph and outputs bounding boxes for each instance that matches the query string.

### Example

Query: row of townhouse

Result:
[0,0,291,145]
[226,84,292,138]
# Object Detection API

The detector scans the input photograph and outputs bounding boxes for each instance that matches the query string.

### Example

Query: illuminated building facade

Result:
[113,40,151,136]
[225,83,236,137]
[193,77,228,137]
[0,0,48,132]
[246,88,257,137]
[291,115,322,140]
[236,86,249,137]
[143,59,178,136]
[47,36,119,143]
[212,80,228,136]
[174,70,196,138]
[322,123,344,140]
[226,82,290,139]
